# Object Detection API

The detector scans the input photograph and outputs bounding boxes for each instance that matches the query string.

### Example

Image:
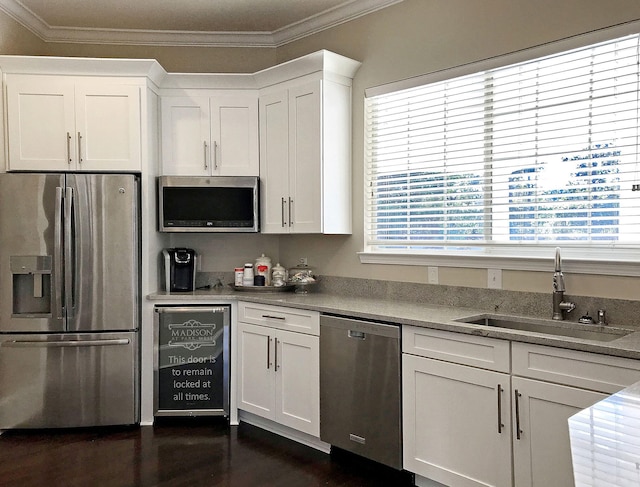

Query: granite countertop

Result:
[148,288,640,360]
[569,381,640,486]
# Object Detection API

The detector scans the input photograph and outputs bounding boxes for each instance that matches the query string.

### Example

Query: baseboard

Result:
[415,474,448,487]
[238,410,331,454]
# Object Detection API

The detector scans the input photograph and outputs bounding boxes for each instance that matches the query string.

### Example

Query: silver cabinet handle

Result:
[281,197,287,227]
[497,384,504,434]
[267,336,271,369]
[66,132,72,164]
[3,338,130,348]
[262,314,285,321]
[515,389,523,440]
[77,132,83,164]
[203,141,208,170]
[289,198,293,226]
[213,140,218,170]
[274,338,279,371]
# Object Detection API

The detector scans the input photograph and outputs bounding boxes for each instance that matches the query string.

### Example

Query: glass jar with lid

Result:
[288,262,317,293]
[271,263,287,287]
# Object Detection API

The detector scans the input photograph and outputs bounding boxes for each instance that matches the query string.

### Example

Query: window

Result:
[364,32,640,270]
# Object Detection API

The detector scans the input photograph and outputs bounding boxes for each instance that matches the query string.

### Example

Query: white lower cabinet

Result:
[403,354,513,487]
[403,326,640,487]
[511,377,606,487]
[236,303,320,437]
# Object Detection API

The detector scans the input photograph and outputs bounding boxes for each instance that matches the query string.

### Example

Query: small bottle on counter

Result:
[234,267,244,286]
[242,263,254,286]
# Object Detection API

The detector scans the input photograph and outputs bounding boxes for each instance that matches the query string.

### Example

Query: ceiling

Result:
[0,0,403,47]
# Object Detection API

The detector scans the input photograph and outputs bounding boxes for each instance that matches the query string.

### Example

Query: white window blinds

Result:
[365,34,640,255]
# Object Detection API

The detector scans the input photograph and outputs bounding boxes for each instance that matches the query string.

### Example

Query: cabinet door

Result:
[512,377,607,487]
[237,322,275,419]
[75,84,142,171]
[6,75,76,171]
[259,91,290,233]
[403,354,512,487]
[288,81,322,233]
[275,329,319,436]
[160,97,210,175]
[210,96,259,176]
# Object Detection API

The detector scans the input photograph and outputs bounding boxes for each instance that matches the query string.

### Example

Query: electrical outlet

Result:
[299,257,308,265]
[488,268,502,289]
[427,266,439,284]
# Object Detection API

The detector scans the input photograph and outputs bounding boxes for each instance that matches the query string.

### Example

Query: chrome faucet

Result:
[552,247,576,320]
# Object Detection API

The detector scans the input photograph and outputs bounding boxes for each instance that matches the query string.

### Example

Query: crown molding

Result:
[0,0,403,47]
[270,0,403,47]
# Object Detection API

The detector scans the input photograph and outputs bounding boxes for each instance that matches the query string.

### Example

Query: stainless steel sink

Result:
[457,315,633,342]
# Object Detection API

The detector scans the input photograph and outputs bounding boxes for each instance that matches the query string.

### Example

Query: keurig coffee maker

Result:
[163,248,197,292]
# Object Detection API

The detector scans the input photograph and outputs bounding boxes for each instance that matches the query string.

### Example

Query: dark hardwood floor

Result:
[0,418,414,487]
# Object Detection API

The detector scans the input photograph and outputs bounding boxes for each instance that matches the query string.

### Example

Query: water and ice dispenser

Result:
[11,255,52,316]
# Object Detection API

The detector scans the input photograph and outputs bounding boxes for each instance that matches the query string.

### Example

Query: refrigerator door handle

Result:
[2,338,130,348]
[64,187,74,320]
[54,186,64,321]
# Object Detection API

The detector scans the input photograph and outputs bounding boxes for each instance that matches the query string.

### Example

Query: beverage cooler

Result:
[154,306,230,417]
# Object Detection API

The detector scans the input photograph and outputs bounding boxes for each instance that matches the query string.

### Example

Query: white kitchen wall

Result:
[169,233,280,276]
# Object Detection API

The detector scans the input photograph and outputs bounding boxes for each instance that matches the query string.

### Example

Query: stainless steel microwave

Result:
[158,176,259,232]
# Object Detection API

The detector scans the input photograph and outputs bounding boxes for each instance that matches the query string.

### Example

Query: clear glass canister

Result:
[288,263,316,283]
[271,263,287,287]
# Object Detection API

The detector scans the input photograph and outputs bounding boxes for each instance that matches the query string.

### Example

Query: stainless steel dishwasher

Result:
[320,314,401,469]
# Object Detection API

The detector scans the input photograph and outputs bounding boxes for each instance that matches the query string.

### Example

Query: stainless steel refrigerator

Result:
[0,173,140,429]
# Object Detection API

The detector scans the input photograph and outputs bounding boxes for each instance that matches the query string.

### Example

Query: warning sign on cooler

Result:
[155,307,230,415]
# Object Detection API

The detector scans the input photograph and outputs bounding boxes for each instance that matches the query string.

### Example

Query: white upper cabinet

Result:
[211,96,259,176]
[259,90,290,232]
[259,78,353,234]
[260,83,325,233]
[6,74,141,172]
[258,51,360,234]
[288,81,323,233]
[160,94,259,176]
[160,96,209,175]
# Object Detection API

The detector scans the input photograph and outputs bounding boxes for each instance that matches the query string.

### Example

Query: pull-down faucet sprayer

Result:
[552,247,576,320]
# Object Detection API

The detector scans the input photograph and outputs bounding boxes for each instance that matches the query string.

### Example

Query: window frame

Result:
[360,20,640,277]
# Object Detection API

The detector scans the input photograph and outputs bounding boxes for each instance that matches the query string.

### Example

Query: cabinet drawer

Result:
[512,342,640,394]
[402,326,510,373]
[237,301,319,336]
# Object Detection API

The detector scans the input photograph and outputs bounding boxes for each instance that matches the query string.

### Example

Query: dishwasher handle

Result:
[348,330,366,340]
[320,315,400,339]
